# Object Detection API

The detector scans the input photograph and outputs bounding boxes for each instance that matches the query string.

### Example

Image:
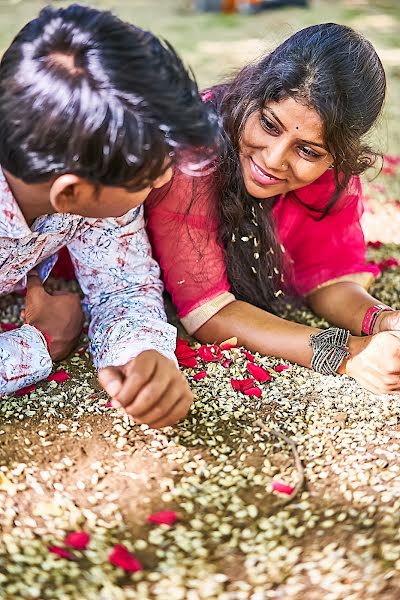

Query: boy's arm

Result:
[66,205,177,369]
[0,325,52,394]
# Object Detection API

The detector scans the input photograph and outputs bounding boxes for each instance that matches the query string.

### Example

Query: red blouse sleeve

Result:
[274,172,380,296]
[146,169,235,334]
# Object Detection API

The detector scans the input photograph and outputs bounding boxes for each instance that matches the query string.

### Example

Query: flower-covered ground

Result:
[0,163,400,600]
[1,1,400,598]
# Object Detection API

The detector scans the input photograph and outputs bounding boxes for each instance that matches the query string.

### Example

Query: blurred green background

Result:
[0,0,399,154]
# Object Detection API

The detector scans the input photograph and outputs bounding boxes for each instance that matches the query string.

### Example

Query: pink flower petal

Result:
[48,545,75,560]
[367,241,382,249]
[378,257,399,270]
[0,323,18,331]
[384,154,400,165]
[108,544,143,572]
[272,481,295,495]
[243,386,262,398]
[175,345,198,359]
[176,337,189,347]
[103,401,113,408]
[178,356,198,369]
[47,370,70,384]
[147,510,178,526]
[222,359,233,368]
[65,531,91,550]
[246,362,272,382]
[220,337,238,350]
[197,344,223,362]
[274,365,291,372]
[231,377,262,397]
[241,349,255,362]
[15,384,37,397]
[193,371,207,380]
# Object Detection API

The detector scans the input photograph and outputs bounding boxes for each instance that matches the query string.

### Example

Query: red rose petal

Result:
[241,349,255,362]
[367,241,383,249]
[103,401,113,408]
[48,545,75,560]
[0,323,18,331]
[274,365,291,372]
[378,257,399,270]
[108,544,143,572]
[15,384,37,397]
[384,154,400,165]
[147,510,178,526]
[175,345,198,360]
[242,386,262,398]
[220,337,238,350]
[246,362,272,382]
[47,370,70,384]
[193,371,207,380]
[65,531,91,550]
[198,344,223,362]
[231,377,262,397]
[178,356,198,369]
[272,481,295,495]
[222,359,233,368]
[176,337,189,347]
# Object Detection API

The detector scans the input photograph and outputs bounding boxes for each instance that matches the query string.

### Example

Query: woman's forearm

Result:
[307,282,387,336]
[195,300,320,368]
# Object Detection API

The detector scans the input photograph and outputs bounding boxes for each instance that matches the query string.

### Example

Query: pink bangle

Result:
[361,304,394,336]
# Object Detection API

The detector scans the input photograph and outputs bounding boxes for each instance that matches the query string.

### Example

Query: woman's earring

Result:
[328,164,335,170]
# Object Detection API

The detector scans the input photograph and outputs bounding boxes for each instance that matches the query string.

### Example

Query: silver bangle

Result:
[310,328,350,376]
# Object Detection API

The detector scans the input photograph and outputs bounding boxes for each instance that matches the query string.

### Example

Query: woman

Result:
[147,22,400,395]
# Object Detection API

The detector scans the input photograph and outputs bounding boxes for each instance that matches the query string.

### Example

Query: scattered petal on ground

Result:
[147,511,178,526]
[274,365,291,372]
[231,377,262,397]
[108,545,143,572]
[0,323,18,331]
[14,384,37,397]
[272,481,295,495]
[241,350,255,362]
[367,241,383,249]
[48,546,75,560]
[246,362,272,382]
[193,371,207,380]
[47,370,70,384]
[64,531,91,550]
[379,257,399,270]
[220,337,238,350]
[197,344,223,362]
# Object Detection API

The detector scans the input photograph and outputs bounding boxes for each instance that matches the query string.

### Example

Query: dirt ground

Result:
[0,164,400,600]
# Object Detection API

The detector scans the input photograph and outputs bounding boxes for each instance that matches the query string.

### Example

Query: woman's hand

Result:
[343,331,400,394]
[24,272,84,361]
[374,310,400,334]
[98,350,193,428]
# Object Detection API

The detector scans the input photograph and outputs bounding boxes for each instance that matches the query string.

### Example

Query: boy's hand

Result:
[98,350,193,429]
[24,272,84,361]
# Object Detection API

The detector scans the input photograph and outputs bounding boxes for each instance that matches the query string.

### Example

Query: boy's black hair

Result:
[0,4,219,188]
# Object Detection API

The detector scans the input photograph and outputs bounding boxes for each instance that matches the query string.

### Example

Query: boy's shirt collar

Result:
[0,167,33,239]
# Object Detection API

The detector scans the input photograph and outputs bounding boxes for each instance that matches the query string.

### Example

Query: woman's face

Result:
[239,97,334,200]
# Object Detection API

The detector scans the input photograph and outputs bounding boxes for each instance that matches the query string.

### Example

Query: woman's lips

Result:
[249,157,286,186]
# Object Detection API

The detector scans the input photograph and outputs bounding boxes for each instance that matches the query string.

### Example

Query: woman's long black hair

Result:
[206,23,386,311]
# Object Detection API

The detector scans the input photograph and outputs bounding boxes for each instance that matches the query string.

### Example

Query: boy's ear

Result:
[49,174,87,214]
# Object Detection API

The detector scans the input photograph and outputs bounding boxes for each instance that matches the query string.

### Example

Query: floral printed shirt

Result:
[0,168,176,395]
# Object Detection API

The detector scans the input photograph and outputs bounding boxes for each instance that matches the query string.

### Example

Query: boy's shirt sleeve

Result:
[0,325,52,394]
[67,205,177,368]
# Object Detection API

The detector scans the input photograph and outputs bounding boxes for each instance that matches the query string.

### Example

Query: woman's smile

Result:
[249,156,286,187]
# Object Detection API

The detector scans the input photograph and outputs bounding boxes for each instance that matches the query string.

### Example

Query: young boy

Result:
[0,4,218,427]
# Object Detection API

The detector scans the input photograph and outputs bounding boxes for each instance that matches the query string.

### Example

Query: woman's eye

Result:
[260,115,279,134]
[299,145,321,160]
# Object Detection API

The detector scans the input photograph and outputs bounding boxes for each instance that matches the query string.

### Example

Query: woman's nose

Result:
[262,139,289,171]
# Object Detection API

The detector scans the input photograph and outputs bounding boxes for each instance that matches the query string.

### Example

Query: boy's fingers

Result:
[98,366,124,401]
[115,354,157,407]
[26,271,46,294]
[126,379,175,421]
[147,395,192,429]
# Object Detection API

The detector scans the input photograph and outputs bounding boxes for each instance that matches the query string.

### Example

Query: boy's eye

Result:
[260,114,279,134]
